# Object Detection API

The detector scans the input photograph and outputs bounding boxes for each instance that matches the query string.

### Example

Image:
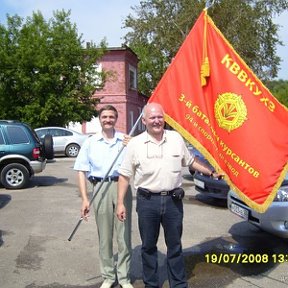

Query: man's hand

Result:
[211,171,225,179]
[122,135,132,146]
[116,203,126,222]
[81,199,90,221]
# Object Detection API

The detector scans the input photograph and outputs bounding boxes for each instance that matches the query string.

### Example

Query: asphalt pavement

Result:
[1,157,288,288]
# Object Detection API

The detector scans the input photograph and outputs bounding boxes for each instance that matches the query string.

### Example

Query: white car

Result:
[227,174,288,238]
[35,127,90,157]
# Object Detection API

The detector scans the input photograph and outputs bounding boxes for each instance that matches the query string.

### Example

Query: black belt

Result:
[137,187,185,199]
[89,176,119,184]
[150,191,174,196]
[137,187,174,196]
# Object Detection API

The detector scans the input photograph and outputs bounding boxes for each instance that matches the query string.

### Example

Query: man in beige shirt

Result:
[117,103,220,288]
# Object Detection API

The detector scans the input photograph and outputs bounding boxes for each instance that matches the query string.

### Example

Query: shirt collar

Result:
[94,130,124,142]
[144,130,166,145]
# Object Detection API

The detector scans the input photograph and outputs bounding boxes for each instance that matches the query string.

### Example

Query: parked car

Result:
[187,145,229,199]
[227,174,288,238]
[193,171,229,200]
[35,127,90,157]
[0,120,54,189]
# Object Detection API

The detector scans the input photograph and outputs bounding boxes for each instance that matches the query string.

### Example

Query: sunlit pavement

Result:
[0,158,287,288]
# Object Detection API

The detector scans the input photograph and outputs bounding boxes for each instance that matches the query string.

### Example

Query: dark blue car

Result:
[188,145,229,199]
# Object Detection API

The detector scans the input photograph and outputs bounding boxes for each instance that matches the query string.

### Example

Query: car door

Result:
[0,128,8,157]
[48,128,68,154]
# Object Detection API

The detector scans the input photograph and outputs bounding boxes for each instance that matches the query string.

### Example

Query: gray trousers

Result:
[92,181,132,285]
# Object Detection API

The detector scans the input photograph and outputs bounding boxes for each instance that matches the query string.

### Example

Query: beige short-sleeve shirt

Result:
[118,130,194,192]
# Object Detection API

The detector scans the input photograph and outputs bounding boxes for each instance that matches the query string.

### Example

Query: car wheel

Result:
[43,134,54,160]
[1,163,30,189]
[65,143,80,157]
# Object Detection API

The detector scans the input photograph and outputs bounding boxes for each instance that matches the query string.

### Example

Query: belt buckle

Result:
[160,191,168,196]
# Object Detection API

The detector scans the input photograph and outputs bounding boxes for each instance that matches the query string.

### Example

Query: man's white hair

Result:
[142,102,164,117]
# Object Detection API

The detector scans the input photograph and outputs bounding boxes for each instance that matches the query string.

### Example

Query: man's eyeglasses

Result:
[146,142,163,159]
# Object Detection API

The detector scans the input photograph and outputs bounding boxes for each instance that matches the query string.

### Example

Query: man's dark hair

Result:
[99,105,118,119]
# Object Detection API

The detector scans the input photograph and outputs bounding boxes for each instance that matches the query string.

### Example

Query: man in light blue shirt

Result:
[74,105,133,288]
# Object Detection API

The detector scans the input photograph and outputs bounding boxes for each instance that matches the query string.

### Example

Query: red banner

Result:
[148,9,288,212]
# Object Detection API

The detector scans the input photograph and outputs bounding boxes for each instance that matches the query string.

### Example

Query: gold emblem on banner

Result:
[214,92,247,132]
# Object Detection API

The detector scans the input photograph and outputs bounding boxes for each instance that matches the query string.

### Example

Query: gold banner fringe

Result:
[164,113,288,213]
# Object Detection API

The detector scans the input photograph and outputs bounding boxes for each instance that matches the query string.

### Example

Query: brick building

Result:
[71,46,147,135]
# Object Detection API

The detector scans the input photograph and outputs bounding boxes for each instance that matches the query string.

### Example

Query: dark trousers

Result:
[136,191,187,288]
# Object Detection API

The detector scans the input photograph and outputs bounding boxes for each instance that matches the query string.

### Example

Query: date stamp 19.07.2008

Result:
[205,253,288,264]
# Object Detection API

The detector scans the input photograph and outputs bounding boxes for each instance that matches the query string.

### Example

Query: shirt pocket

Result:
[140,158,156,176]
[170,154,182,172]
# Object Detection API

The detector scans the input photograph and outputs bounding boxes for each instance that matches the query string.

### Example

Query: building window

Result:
[129,65,137,90]
[90,63,104,89]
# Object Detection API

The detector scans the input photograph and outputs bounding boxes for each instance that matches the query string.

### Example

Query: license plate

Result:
[231,202,249,220]
[194,179,205,189]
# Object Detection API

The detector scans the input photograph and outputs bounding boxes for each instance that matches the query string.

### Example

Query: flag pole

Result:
[68,112,143,241]
[205,0,215,9]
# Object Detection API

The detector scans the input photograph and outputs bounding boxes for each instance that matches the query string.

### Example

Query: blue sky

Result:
[0,0,287,80]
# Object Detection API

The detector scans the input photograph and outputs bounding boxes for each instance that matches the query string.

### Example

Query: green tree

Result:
[124,0,288,96]
[0,10,107,128]
[266,79,288,107]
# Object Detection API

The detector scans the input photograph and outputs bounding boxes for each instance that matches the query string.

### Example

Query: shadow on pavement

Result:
[182,222,288,287]
[29,176,69,188]
[131,223,288,287]
[0,194,11,209]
